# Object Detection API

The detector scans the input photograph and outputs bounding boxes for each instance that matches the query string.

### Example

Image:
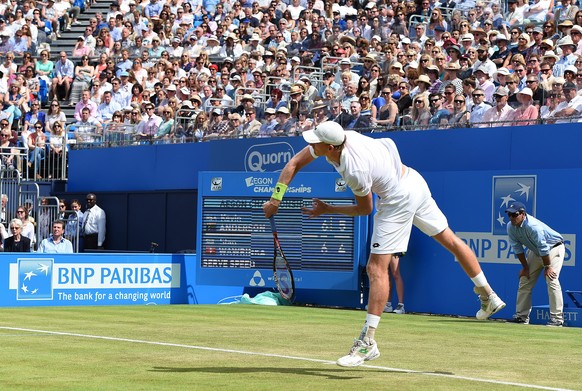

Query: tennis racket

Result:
[269,216,295,302]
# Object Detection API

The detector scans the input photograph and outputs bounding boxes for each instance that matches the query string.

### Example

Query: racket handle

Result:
[268,216,277,232]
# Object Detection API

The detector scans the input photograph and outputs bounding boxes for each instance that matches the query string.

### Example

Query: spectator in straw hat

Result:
[311,100,331,126]
[491,34,511,68]
[289,84,306,118]
[256,107,276,137]
[553,36,577,77]
[472,45,496,77]
[540,54,560,91]
[539,38,555,55]
[493,67,511,88]
[240,107,262,138]
[226,112,244,138]
[235,94,264,121]
[441,62,463,95]
[219,33,243,59]
[412,74,431,98]
[273,106,294,136]
[425,65,442,94]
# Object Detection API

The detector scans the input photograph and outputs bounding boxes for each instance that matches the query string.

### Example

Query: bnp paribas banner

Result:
[436,170,582,267]
[1,254,188,307]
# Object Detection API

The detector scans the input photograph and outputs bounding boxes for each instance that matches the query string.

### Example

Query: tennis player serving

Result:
[262,121,505,367]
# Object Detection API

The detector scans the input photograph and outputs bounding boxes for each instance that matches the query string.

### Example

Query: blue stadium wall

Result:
[43,123,582,322]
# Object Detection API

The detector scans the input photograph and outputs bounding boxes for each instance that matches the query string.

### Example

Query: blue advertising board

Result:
[0,253,188,306]
[398,168,579,321]
[196,171,369,306]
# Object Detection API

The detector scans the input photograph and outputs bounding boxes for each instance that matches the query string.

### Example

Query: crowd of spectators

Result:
[0,0,582,146]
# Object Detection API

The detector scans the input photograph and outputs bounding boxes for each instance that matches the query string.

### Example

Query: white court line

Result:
[0,326,575,391]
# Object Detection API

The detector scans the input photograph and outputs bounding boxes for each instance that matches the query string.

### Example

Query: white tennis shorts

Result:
[370,167,448,254]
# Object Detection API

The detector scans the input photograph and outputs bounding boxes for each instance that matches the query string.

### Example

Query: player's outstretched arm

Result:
[263,147,316,218]
[302,194,373,218]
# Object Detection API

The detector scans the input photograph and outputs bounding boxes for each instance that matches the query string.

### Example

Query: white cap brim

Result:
[302,129,321,144]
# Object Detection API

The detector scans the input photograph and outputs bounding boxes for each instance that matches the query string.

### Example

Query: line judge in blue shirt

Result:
[506,201,565,327]
[38,220,74,254]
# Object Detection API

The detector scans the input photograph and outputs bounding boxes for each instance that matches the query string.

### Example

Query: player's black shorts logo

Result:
[372,243,380,248]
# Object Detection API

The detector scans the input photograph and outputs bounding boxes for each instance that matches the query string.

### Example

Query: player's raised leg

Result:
[433,228,506,319]
[337,253,391,367]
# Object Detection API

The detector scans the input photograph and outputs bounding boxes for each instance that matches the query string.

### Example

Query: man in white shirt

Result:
[482,86,515,127]
[75,107,102,144]
[110,77,131,108]
[51,51,75,101]
[548,82,582,123]
[523,0,551,23]
[82,193,106,251]
[263,121,505,367]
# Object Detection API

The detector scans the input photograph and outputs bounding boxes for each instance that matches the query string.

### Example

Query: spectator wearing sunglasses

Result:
[3,218,31,252]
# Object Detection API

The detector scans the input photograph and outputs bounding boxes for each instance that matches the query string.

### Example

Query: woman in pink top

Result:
[512,87,539,126]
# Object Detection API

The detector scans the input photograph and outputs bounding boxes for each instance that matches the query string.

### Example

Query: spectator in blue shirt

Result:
[144,0,162,19]
[505,202,565,327]
[38,220,74,253]
[428,92,451,128]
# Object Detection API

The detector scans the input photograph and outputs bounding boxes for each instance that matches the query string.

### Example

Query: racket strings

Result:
[274,254,293,299]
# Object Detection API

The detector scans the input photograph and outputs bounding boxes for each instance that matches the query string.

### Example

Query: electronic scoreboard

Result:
[196,172,369,299]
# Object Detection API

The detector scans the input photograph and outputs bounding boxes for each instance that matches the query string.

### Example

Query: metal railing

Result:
[36,196,60,249]
[1,144,67,182]
[26,135,68,181]
[64,210,81,253]
[62,111,582,148]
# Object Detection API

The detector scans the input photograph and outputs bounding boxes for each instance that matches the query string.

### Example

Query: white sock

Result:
[359,314,381,340]
[471,271,488,287]
[471,272,493,298]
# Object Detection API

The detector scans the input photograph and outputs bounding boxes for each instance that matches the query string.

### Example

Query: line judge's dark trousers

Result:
[83,233,99,251]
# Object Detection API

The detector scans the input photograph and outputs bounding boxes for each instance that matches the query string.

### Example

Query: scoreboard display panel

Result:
[196,172,369,292]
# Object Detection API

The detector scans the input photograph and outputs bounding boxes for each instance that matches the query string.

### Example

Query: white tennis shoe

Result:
[476,293,506,320]
[336,337,380,367]
[393,304,405,314]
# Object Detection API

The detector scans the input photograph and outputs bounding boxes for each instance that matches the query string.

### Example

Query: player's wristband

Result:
[271,182,288,201]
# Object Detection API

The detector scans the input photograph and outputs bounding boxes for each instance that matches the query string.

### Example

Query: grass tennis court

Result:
[1,304,580,391]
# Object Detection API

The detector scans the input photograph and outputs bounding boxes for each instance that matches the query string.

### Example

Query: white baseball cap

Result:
[302,121,346,146]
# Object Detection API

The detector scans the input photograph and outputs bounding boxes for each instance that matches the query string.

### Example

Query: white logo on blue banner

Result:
[492,175,536,235]
[17,259,53,300]
[245,142,294,172]
[335,178,347,192]
[249,270,265,287]
[211,177,223,191]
